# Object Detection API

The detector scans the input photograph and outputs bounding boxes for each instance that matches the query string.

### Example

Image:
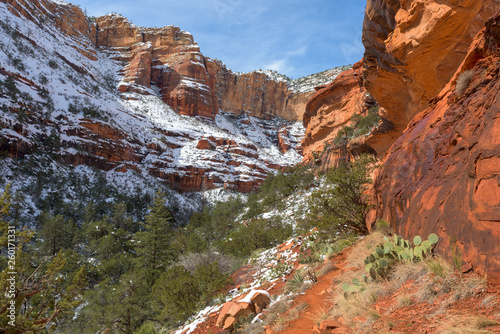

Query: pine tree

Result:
[74,269,151,334]
[38,213,76,255]
[134,190,174,283]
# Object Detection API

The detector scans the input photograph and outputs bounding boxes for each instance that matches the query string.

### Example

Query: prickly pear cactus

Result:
[364,233,439,281]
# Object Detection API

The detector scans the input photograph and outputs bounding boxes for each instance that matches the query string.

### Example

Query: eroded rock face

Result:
[372,12,500,280]
[92,15,311,122]
[5,0,97,60]
[362,0,498,135]
[300,60,395,168]
[301,61,367,160]
[94,15,219,119]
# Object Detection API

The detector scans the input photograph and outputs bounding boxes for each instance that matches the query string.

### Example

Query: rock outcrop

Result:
[300,60,396,169]
[301,61,367,159]
[92,14,314,122]
[372,10,500,280]
[362,0,498,136]
[94,14,219,119]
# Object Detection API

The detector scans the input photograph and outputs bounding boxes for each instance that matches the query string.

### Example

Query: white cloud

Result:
[265,59,295,74]
[287,46,307,57]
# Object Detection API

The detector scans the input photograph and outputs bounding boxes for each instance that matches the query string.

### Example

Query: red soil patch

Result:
[278,250,351,334]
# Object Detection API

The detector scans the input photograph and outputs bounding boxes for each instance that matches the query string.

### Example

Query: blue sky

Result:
[68,0,367,79]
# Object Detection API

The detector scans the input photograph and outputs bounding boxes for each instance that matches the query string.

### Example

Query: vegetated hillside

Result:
[0,0,352,227]
[0,155,328,333]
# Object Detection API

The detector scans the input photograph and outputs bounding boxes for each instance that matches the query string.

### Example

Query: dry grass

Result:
[304,261,323,273]
[414,270,487,305]
[327,232,395,328]
[397,293,413,307]
[440,315,499,334]
[481,295,498,308]
[310,305,331,326]
[346,231,385,269]
[263,301,309,333]
[456,70,474,96]
[261,297,291,326]
[367,308,381,321]
[271,315,288,332]
[286,302,308,321]
[426,256,454,278]
[390,261,429,287]
[316,261,338,277]
[330,280,389,325]
[239,321,264,334]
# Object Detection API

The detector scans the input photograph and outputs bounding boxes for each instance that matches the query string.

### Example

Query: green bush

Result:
[0,75,20,101]
[48,60,58,69]
[308,155,374,239]
[332,109,380,147]
[133,322,159,334]
[153,262,229,322]
[218,217,293,257]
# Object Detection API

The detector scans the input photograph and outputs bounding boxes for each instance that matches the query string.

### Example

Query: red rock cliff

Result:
[301,61,367,159]
[93,15,310,121]
[300,60,398,170]
[372,10,500,280]
[362,0,498,136]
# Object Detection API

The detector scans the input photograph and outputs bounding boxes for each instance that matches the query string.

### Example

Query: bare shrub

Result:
[178,248,239,275]
[456,70,474,95]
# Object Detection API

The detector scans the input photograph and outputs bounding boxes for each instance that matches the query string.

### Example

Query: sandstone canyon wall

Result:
[364,1,500,279]
[300,60,397,171]
[363,0,497,136]
[0,0,311,194]
[93,14,310,122]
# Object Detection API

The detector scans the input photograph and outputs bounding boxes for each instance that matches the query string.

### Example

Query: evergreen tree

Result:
[308,155,374,238]
[62,268,150,334]
[38,213,76,255]
[153,265,201,323]
[134,190,174,283]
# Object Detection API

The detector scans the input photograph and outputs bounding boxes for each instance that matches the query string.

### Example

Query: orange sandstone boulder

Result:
[216,290,271,330]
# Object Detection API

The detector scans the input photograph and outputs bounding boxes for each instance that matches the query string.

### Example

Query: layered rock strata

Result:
[0,0,305,193]
[92,14,313,122]
[300,61,395,170]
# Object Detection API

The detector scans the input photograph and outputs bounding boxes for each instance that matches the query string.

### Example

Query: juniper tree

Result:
[38,213,76,255]
[308,154,375,239]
